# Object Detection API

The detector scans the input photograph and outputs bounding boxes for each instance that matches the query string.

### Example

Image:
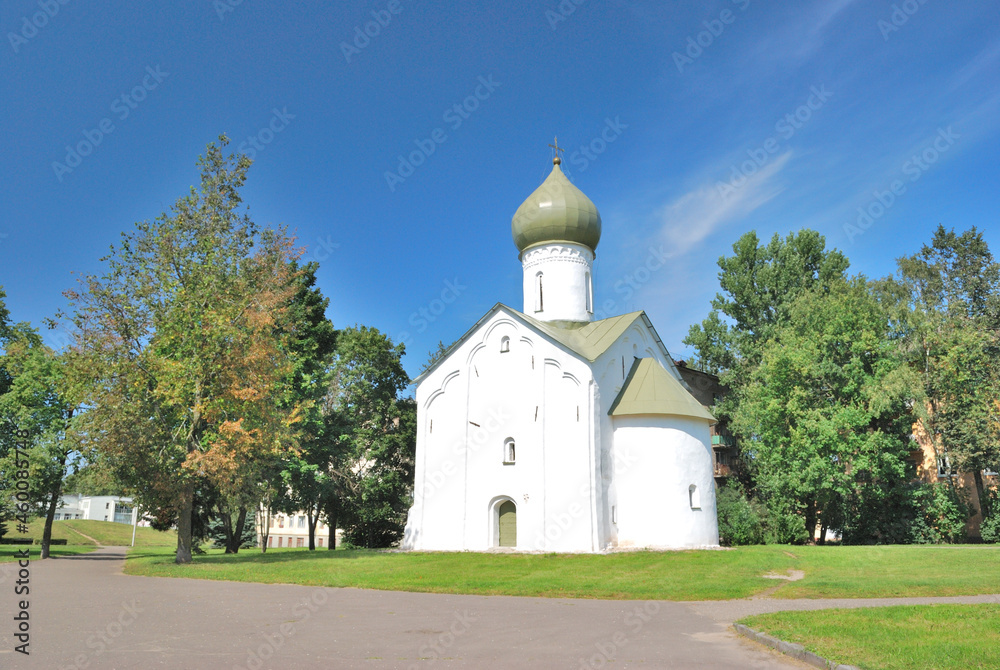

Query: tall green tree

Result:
[0,324,80,558]
[67,136,303,563]
[0,287,13,399]
[275,262,337,551]
[732,277,921,543]
[891,225,1000,511]
[684,230,851,529]
[419,340,451,374]
[326,326,414,548]
[685,229,850,376]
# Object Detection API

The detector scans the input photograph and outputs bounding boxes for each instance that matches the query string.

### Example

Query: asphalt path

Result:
[1,547,994,669]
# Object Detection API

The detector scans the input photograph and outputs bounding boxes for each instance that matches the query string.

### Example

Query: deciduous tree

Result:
[67,136,303,563]
[0,324,80,558]
[732,277,921,542]
[327,326,414,548]
[891,225,1000,511]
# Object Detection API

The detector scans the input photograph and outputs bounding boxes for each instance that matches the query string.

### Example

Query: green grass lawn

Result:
[123,544,1000,601]
[13,518,177,547]
[740,604,1000,670]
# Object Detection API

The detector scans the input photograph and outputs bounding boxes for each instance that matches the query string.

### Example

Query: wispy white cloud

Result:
[948,39,1000,92]
[744,0,863,64]
[657,151,792,256]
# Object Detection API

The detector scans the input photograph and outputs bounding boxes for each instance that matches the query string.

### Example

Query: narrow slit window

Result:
[585,271,593,313]
[500,336,510,353]
[535,273,544,312]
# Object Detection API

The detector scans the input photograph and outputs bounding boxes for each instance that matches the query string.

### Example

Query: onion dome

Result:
[511,157,602,254]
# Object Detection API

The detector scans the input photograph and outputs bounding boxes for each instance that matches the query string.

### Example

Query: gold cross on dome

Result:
[549,136,565,164]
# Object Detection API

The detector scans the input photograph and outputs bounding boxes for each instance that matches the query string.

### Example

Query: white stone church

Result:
[401,154,719,552]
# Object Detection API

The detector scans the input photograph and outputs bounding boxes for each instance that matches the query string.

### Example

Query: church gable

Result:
[416,302,633,390]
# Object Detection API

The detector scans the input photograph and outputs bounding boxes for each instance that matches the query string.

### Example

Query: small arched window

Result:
[534,273,544,312]
[689,484,701,510]
[503,437,516,464]
[585,271,593,313]
[500,336,510,353]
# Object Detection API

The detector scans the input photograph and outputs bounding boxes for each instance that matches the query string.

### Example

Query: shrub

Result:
[716,483,766,546]
[980,514,1000,543]
[914,482,971,544]
[765,507,810,545]
[979,486,1000,543]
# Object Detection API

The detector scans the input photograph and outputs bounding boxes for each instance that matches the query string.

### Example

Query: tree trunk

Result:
[175,480,195,564]
[178,382,202,564]
[257,503,270,554]
[327,508,337,550]
[818,518,829,546]
[228,507,248,554]
[805,503,817,545]
[40,477,63,560]
[42,422,72,559]
[219,507,235,554]
[973,469,987,519]
[308,506,318,551]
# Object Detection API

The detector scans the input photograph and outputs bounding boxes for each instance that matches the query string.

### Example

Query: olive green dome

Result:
[511,161,602,254]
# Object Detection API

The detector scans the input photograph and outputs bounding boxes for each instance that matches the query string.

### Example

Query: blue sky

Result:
[1,0,998,379]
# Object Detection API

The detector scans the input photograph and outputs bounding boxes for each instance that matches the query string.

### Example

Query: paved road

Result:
[1,547,994,670]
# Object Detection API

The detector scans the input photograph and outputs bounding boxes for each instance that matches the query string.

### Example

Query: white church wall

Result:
[590,321,688,549]
[464,317,540,550]
[407,369,468,550]
[521,243,594,322]
[611,415,719,548]
[404,308,598,551]
[535,360,596,551]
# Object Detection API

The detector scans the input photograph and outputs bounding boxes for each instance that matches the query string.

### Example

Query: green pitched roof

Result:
[609,358,716,422]
[518,310,645,361]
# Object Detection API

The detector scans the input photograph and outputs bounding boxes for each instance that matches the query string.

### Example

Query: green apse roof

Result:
[511,159,602,254]
[609,358,716,423]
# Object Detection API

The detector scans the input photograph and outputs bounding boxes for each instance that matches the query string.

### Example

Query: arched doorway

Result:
[498,500,517,547]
